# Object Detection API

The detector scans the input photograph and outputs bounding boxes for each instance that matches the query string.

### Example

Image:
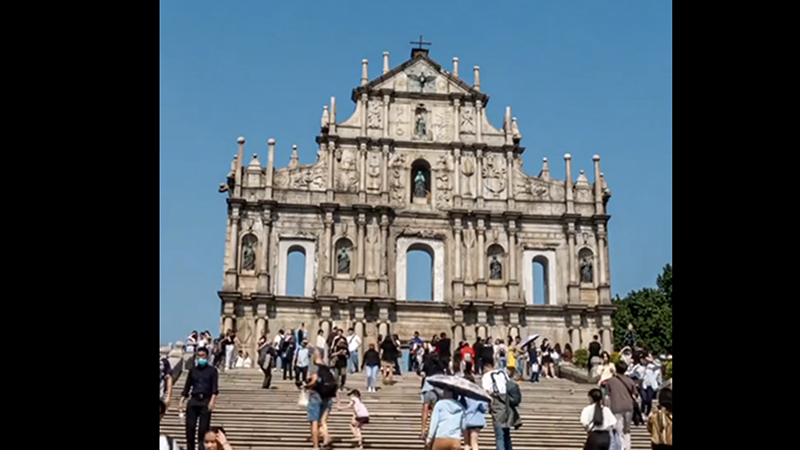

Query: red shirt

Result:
[460,345,475,361]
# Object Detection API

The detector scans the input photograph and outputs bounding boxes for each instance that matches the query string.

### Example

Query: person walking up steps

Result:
[580,388,619,450]
[304,346,337,450]
[346,389,370,449]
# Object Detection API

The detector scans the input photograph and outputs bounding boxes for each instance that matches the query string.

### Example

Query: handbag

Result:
[298,389,309,407]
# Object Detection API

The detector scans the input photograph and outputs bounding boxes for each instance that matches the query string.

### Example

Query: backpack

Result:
[491,371,522,408]
[315,364,338,399]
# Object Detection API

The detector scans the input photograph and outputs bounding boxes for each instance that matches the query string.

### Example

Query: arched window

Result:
[578,248,595,285]
[410,159,432,204]
[532,255,549,305]
[240,234,258,273]
[406,243,433,301]
[334,238,354,277]
[286,246,306,297]
[486,243,505,281]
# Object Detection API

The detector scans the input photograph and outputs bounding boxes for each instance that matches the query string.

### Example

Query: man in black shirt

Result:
[435,332,452,373]
[179,347,219,450]
[588,334,602,375]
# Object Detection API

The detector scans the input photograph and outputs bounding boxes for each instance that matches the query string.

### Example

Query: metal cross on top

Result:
[410,35,431,50]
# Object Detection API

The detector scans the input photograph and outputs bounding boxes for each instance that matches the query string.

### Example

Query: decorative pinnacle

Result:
[543,157,547,162]
[564,153,572,159]
[593,155,600,161]
[268,138,275,145]
[237,137,245,144]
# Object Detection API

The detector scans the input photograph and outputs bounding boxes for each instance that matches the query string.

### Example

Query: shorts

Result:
[307,394,332,422]
[356,416,369,426]
[421,390,438,405]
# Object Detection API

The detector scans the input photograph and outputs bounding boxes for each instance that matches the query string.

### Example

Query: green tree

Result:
[612,264,672,354]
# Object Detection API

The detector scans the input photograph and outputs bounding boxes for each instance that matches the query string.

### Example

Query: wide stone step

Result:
[164,369,654,449]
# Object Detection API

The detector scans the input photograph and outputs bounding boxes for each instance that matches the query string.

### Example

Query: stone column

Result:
[224,207,241,290]
[597,224,608,286]
[379,213,389,295]
[360,94,368,136]
[266,138,275,200]
[507,220,517,282]
[567,223,579,303]
[381,144,390,192]
[476,308,488,339]
[258,211,272,293]
[453,98,461,142]
[565,154,574,214]
[223,316,233,334]
[382,94,390,138]
[324,213,333,288]
[506,149,515,208]
[453,310,465,346]
[357,214,366,275]
[593,155,603,215]
[453,218,463,279]
[475,99,483,143]
[327,140,336,192]
[477,218,486,280]
[359,142,367,194]
[453,147,461,206]
[601,328,613,353]
[570,327,581,350]
[476,149,484,207]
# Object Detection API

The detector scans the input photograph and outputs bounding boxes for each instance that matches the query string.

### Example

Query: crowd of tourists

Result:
[160,323,672,450]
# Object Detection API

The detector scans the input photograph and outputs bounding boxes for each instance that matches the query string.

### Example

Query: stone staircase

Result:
[161,368,652,449]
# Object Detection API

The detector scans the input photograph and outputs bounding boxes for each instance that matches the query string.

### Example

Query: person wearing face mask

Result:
[178,347,219,450]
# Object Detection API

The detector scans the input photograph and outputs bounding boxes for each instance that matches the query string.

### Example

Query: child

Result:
[347,389,369,449]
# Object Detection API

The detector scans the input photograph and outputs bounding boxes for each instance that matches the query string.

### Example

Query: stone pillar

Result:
[565,154,574,214]
[597,223,609,287]
[476,149,484,208]
[453,218,463,279]
[223,316,233,334]
[258,211,272,293]
[379,213,389,295]
[377,306,390,338]
[593,155,604,215]
[453,98,461,142]
[327,140,336,195]
[570,327,581,350]
[323,213,333,293]
[477,218,486,280]
[354,304,366,363]
[507,220,517,282]
[475,99,483,143]
[506,149,515,208]
[266,138,275,199]
[224,206,241,290]
[567,222,579,303]
[356,213,366,294]
[601,328,613,353]
[453,147,461,207]
[360,94,368,136]
[359,142,367,194]
[476,308,488,339]
[382,94,390,138]
[381,144,390,193]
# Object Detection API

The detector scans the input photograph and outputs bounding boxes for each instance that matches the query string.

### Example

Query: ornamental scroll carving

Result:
[460,107,475,134]
[434,156,452,209]
[367,151,381,191]
[482,154,507,194]
[368,101,382,129]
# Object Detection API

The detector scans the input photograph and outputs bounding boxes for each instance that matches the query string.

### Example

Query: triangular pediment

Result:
[351,53,488,103]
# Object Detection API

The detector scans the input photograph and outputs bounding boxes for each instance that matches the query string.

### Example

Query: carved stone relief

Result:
[407,69,437,93]
[393,104,408,138]
[432,107,450,142]
[575,186,593,202]
[463,225,476,283]
[549,183,566,201]
[512,157,530,198]
[389,153,407,204]
[413,106,430,141]
[436,76,448,94]
[434,156,452,209]
[394,72,408,92]
[461,155,476,197]
[367,151,381,191]
[335,148,359,192]
[482,154,507,195]
[367,101,382,129]
[366,221,379,277]
[460,107,475,134]
[532,182,548,197]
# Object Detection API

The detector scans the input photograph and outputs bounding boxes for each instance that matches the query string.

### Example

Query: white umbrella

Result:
[519,334,540,349]
[426,374,491,402]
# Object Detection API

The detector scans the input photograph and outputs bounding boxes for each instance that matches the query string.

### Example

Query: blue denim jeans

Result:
[348,351,359,373]
[365,365,378,389]
[494,424,513,450]
[307,393,332,422]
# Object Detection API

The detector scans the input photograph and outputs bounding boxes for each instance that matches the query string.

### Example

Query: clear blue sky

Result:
[160,0,672,343]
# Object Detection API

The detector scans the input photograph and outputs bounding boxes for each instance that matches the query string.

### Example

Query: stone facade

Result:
[217,48,615,359]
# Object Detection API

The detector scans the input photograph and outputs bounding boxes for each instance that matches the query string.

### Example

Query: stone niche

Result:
[522,249,558,305]
[275,237,317,297]
[395,236,445,302]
